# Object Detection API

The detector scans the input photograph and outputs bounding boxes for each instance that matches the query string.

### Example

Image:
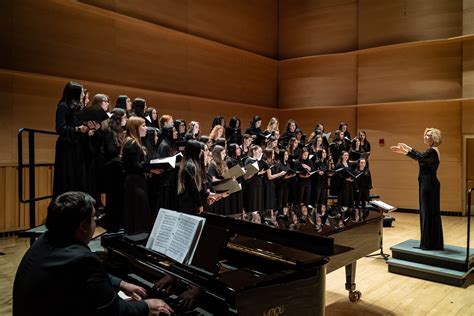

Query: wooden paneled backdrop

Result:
[1,0,473,232]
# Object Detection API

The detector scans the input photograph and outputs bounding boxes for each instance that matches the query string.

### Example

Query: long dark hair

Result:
[227,143,240,158]
[115,95,128,109]
[144,127,159,160]
[132,98,146,116]
[250,116,262,129]
[212,115,225,129]
[158,126,177,158]
[177,140,204,194]
[60,81,83,111]
[102,108,126,147]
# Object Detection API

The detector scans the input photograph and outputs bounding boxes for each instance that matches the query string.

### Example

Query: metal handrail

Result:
[467,187,473,270]
[17,128,57,230]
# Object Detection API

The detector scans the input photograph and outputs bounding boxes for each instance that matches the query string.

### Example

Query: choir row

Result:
[53,81,373,234]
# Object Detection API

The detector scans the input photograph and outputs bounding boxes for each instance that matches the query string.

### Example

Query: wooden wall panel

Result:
[278,106,357,140]
[369,160,461,211]
[358,42,462,104]
[278,0,357,59]
[358,0,462,49]
[357,101,462,212]
[463,39,474,98]
[0,69,278,165]
[462,99,474,134]
[80,0,278,58]
[0,73,14,164]
[0,1,13,68]
[0,166,51,233]
[465,0,474,35]
[3,0,277,107]
[279,55,357,108]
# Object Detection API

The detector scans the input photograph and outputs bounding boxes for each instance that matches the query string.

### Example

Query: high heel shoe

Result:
[343,210,351,225]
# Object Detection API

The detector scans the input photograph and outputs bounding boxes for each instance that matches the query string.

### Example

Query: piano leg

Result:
[345,262,361,302]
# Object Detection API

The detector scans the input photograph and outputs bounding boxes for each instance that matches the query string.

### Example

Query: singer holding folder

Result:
[391,128,444,250]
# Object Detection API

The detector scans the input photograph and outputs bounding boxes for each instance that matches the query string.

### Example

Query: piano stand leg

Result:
[345,262,361,302]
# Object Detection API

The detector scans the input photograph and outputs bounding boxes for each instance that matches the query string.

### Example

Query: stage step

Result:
[387,258,474,287]
[390,239,474,272]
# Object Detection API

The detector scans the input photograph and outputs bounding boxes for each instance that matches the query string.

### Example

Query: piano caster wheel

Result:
[349,290,361,302]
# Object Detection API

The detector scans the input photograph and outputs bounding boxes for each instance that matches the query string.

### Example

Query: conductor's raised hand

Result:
[390,145,404,154]
[399,143,412,152]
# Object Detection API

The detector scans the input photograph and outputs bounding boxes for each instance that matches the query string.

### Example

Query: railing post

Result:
[28,131,36,244]
[467,188,472,270]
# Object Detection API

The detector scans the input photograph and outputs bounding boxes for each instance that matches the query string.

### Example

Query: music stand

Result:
[365,200,397,261]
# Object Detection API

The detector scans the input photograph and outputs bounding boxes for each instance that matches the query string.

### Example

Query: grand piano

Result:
[101,207,383,315]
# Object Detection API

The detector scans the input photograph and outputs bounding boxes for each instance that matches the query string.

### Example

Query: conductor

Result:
[391,128,444,250]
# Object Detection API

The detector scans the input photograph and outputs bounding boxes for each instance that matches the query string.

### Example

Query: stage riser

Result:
[388,264,471,288]
[389,239,474,273]
[392,250,469,271]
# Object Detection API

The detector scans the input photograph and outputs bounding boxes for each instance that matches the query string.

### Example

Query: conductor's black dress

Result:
[407,147,444,250]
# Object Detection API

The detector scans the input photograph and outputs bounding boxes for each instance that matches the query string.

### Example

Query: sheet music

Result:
[146,208,205,264]
[222,164,245,179]
[244,161,260,178]
[149,152,183,169]
[167,215,201,263]
[370,200,397,212]
[147,210,178,253]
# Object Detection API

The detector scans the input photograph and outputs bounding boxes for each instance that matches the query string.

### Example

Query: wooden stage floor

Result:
[1,213,473,315]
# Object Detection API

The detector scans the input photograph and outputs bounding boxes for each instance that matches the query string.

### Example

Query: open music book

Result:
[223,164,245,179]
[148,152,183,170]
[146,208,206,264]
[212,178,242,194]
[244,161,260,178]
[370,200,397,213]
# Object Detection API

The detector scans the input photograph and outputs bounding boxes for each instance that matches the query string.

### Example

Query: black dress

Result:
[336,163,354,208]
[53,102,89,197]
[274,161,291,210]
[244,157,263,212]
[225,157,244,214]
[177,161,206,215]
[208,163,228,215]
[225,126,242,145]
[312,159,329,209]
[263,161,277,211]
[407,147,444,250]
[156,129,178,212]
[122,140,151,234]
[102,129,124,230]
[354,169,372,210]
[295,159,313,206]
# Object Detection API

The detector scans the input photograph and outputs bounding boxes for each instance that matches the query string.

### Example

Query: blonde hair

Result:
[209,125,223,140]
[266,117,279,132]
[425,128,442,147]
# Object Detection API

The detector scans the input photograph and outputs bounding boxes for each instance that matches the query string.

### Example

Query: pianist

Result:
[13,191,173,316]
